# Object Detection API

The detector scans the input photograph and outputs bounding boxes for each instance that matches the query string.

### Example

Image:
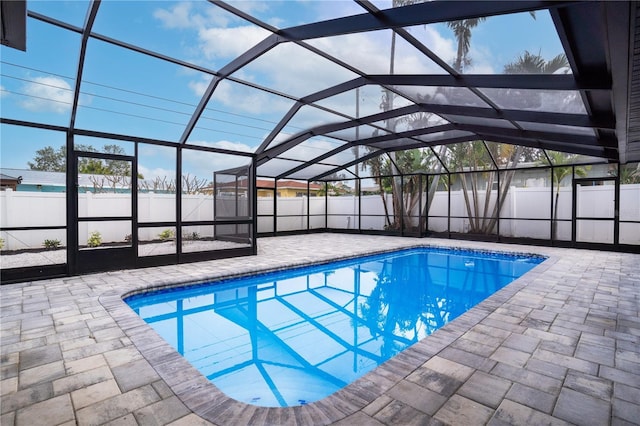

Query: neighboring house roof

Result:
[1,168,65,186]
[212,179,322,192]
[0,173,21,181]
[256,179,322,190]
[0,173,22,190]
[0,168,134,189]
[2,169,325,192]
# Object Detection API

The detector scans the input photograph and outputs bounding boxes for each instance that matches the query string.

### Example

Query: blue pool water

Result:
[126,247,544,407]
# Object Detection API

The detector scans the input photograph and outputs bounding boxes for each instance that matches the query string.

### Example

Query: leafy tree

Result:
[77,144,131,176]
[28,146,66,172]
[80,158,109,175]
[317,181,353,197]
[101,144,131,175]
[29,143,96,172]
[361,148,444,231]
[29,144,135,177]
[29,144,144,193]
[620,163,640,184]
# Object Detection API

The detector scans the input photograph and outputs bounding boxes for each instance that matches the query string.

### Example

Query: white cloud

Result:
[157,3,359,101]
[306,28,452,78]
[190,75,292,117]
[152,0,252,71]
[205,140,254,153]
[182,140,253,178]
[425,29,457,67]
[307,32,390,75]
[153,2,230,30]
[239,42,358,98]
[208,79,293,116]
[198,26,270,61]
[314,1,364,21]
[188,76,211,97]
[467,62,495,74]
[0,84,6,98]
[138,165,176,181]
[20,76,73,113]
[226,1,270,17]
[465,44,496,74]
[290,138,344,159]
[152,1,463,150]
[153,2,195,29]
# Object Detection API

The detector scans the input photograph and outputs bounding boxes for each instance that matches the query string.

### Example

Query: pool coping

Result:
[99,242,559,425]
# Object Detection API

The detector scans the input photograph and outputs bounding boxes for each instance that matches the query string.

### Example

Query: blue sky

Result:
[1,1,566,181]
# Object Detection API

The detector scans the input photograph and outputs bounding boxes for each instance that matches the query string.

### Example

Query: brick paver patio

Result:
[1,234,639,425]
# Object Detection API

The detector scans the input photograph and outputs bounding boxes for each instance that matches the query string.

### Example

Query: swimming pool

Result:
[125,247,544,407]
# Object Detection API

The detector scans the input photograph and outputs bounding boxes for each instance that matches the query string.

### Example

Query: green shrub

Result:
[43,239,61,250]
[183,231,200,241]
[0,238,4,250]
[158,229,175,241]
[87,231,102,247]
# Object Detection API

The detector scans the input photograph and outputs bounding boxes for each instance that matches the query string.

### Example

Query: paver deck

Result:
[1,234,639,425]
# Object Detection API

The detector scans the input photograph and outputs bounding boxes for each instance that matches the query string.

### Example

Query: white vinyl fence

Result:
[1,184,639,250]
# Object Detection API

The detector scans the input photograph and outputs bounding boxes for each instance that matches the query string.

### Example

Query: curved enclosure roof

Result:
[1,0,637,181]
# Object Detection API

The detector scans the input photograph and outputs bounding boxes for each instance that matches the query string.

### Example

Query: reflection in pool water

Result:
[126,247,544,407]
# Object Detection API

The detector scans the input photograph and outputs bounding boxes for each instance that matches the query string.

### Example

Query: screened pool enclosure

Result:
[1,0,639,283]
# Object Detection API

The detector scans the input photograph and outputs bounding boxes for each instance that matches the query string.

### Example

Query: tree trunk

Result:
[385,32,402,230]
[387,159,402,230]
[404,176,420,231]
[470,171,481,231]
[552,189,560,240]
[481,171,494,232]
[378,178,392,228]
[454,29,464,71]
[424,145,448,214]
[459,175,475,232]
[485,146,525,234]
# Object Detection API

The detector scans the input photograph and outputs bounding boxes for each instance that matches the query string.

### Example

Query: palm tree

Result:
[381,0,426,230]
[446,18,487,72]
[447,9,536,73]
[499,51,570,111]
[504,51,569,74]
[446,141,498,233]
[361,148,437,231]
[546,151,589,240]
[362,153,394,228]
[447,51,571,235]
[498,51,577,240]
[361,0,435,231]
[381,1,490,232]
